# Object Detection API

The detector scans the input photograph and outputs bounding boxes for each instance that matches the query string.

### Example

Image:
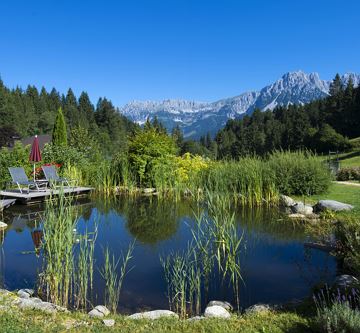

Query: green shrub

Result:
[42,143,87,172]
[337,167,360,181]
[314,124,352,153]
[267,151,331,195]
[335,217,360,273]
[128,128,178,187]
[313,302,360,333]
[0,142,31,187]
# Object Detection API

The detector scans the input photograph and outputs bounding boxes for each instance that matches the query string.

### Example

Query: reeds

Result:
[64,151,329,203]
[40,192,76,307]
[196,158,279,206]
[74,227,97,309]
[160,245,202,318]
[100,241,135,313]
[161,192,244,317]
[39,191,97,310]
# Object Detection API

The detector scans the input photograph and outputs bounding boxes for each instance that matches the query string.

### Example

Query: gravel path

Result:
[334,181,360,187]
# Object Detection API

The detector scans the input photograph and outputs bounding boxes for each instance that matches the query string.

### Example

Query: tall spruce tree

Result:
[52,107,67,146]
[329,74,344,97]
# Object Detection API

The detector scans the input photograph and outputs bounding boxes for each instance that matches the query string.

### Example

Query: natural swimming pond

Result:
[0,196,337,313]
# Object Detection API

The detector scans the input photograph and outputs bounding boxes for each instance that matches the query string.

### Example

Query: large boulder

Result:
[128,310,179,320]
[204,305,231,319]
[291,202,313,215]
[279,195,296,207]
[314,200,354,212]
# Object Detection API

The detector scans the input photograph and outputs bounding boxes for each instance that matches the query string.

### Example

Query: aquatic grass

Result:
[160,245,202,318]
[95,163,118,196]
[161,250,188,318]
[40,191,76,307]
[161,191,245,317]
[199,192,244,308]
[39,190,98,310]
[196,158,279,206]
[74,227,97,309]
[100,241,135,313]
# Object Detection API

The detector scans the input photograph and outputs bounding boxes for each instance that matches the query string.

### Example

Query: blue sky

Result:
[0,0,359,105]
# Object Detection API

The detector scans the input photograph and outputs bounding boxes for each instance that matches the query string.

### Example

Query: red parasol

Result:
[29,135,42,181]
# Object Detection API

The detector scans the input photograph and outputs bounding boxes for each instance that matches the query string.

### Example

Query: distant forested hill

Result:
[214,75,360,158]
[0,78,137,153]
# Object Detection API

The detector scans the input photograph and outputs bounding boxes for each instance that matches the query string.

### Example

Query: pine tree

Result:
[78,92,96,129]
[152,116,167,134]
[63,88,79,128]
[144,117,152,131]
[329,74,344,97]
[171,125,184,148]
[52,107,68,146]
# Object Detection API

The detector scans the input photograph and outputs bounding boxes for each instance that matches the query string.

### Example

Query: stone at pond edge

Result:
[291,202,313,215]
[187,316,206,321]
[288,213,306,219]
[0,222,8,229]
[128,310,179,320]
[333,275,359,291]
[314,200,354,212]
[17,298,67,313]
[207,300,233,311]
[94,305,110,316]
[88,309,104,318]
[17,290,30,299]
[103,319,115,327]
[143,188,156,194]
[279,195,296,207]
[17,289,34,299]
[245,304,272,314]
[204,305,231,319]
[88,305,110,318]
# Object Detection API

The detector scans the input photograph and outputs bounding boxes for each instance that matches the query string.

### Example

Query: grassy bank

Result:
[0,304,309,333]
[294,182,360,216]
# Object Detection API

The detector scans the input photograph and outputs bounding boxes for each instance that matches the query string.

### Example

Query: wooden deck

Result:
[0,199,16,211]
[0,187,93,205]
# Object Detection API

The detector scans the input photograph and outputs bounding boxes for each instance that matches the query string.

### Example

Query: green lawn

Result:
[338,150,360,168]
[294,183,360,215]
[316,141,360,168]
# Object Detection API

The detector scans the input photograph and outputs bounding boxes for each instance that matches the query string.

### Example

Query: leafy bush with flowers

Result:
[0,142,31,187]
[313,285,360,333]
[32,162,62,179]
[174,152,210,186]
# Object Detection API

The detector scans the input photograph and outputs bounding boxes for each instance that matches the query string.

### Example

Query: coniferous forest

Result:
[0,78,136,154]
[214,75,360,159]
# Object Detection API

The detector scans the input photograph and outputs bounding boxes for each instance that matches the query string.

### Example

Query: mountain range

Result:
[119,71,360,139]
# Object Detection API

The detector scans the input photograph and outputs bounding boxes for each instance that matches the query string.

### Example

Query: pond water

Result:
[0,196,338,313]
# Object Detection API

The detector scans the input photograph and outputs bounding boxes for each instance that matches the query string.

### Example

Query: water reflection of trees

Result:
[92,196,311,245]
[125,197,192,244]
[94,195,194,245]
[236,206,307,243]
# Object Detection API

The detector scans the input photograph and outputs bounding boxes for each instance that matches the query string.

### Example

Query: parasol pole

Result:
[33,135,37,182]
